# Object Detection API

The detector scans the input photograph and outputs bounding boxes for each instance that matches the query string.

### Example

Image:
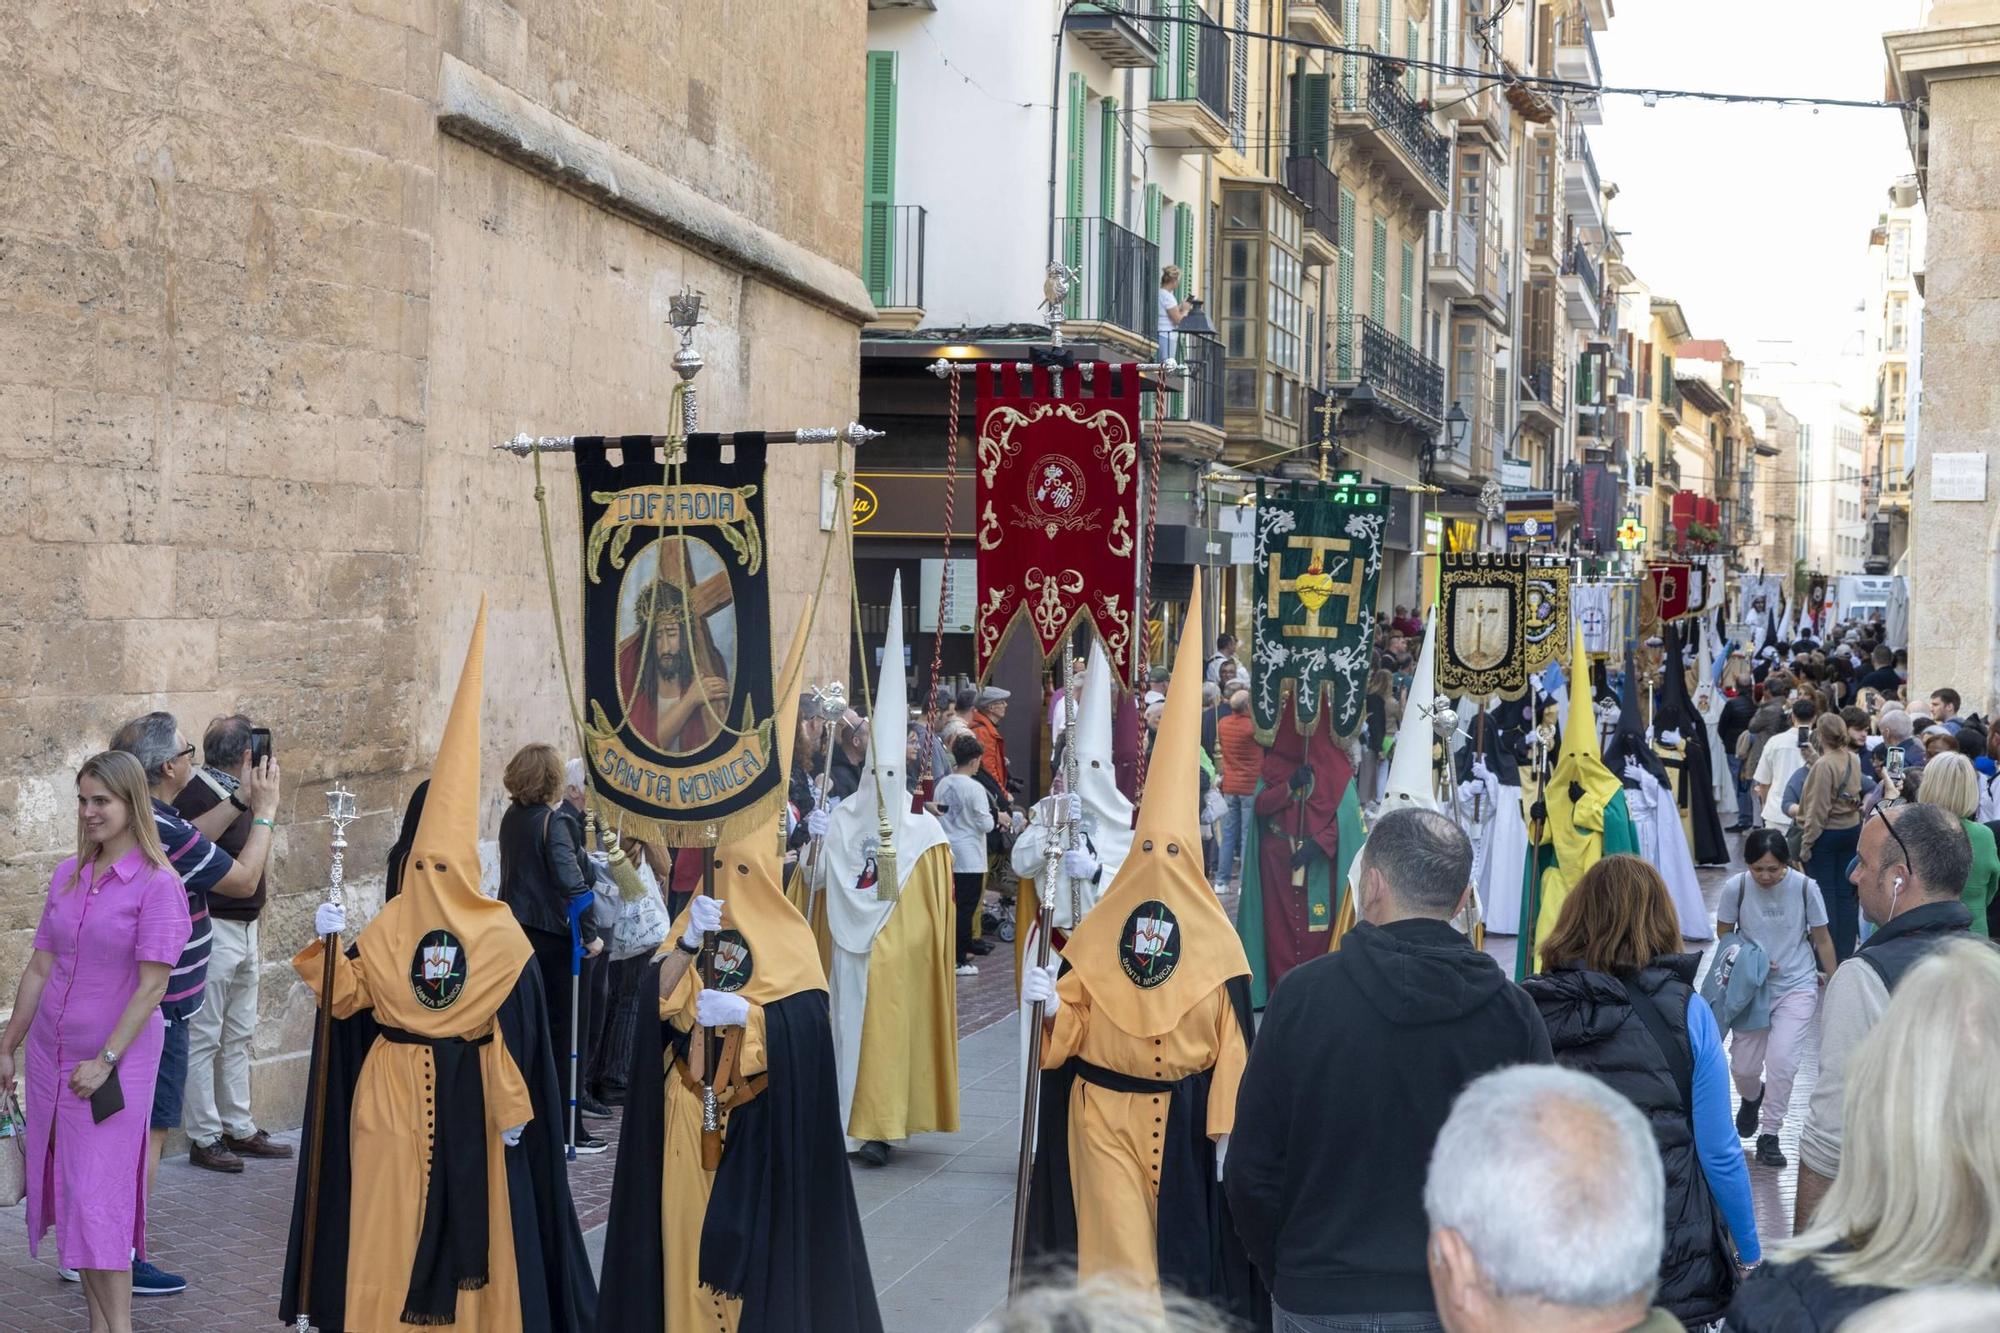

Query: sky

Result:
[1591,0,1924,394]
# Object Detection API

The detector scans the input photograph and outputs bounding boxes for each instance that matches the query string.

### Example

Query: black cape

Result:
[281,954,598,1333]
[596,969,882,1333]
[1022,973,1268,1326]
[1660,622,1730,866]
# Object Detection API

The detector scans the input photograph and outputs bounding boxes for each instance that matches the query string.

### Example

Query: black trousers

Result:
[586,952,653,1097]
[953,871,985,964]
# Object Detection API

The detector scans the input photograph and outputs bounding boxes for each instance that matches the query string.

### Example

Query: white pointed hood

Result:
[1380,613,1442,812]
[822,574,948,952]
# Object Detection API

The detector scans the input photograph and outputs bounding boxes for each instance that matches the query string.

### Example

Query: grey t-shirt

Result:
[1718,868,1828,994]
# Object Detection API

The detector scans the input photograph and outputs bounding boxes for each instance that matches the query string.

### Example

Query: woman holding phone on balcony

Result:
[1158,264,1192,363]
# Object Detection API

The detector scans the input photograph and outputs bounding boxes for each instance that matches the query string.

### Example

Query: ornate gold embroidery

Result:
[977,404,1046,486]
[1024,567,1086,641]
[977,500,1002,551]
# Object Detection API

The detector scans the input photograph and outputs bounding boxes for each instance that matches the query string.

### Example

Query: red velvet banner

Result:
[973,362,1141,682]
[1647,560,1693,623]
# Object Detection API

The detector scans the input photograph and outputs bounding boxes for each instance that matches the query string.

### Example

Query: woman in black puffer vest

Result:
[1525,855,1761,1329]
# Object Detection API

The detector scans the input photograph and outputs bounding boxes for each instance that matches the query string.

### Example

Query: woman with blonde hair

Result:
[1798,711,1866,959]
[1523,855,1759,1326]
[0,751,192,1333]
[1729,939,2000,1328]
[1917,751,2000,938]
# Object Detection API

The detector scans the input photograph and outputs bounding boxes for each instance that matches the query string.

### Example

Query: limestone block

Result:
[119,619,220,694]
[28,463,165,544]
[53,388,158,468]
[82,543,174,619]
[0,384,56,459]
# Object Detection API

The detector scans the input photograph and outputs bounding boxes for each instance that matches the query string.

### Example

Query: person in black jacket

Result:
[1730,939,2000,1331]
[497,742,607,1153]
[1224,808,1552,1330]
[1718,660,1759,830]
[1523,855,1759,1328]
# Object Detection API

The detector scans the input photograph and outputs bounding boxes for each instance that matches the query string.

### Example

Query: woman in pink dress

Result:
[0,751,191,1333]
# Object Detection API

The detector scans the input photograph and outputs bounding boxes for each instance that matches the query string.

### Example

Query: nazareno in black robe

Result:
[1660,621,1731,866]
[595,965,883,1333]
[281,954,598,1333]
[1022,971,1267,1326]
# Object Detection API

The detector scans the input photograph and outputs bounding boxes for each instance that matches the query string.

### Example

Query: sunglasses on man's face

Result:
[173,743,197,763]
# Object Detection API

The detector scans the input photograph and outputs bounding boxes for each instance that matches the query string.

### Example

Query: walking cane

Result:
[1010,652,1081,1298]
[566,893,590,1161]
[295,784,358,1333]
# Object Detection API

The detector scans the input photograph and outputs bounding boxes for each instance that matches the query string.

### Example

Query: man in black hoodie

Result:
[1225,808,1553,1329]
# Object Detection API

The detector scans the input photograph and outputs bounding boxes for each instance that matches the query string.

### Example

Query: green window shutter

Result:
[1174,201,1194,290]
[1336,186,1356,378]
[1099,98,1119,222]
[1369,216,1389,327]
[1182,0,1200,99]
[1301,73,1330,163]
[1065,73,1086,311]
[1144,185,1162,244]
[1399,240,1415,343]
[1342,0,1361,107]
[862,51,898,306]
[1378,0,1391,56]
[1153,5,1171,99]
[1407,19,1420,98]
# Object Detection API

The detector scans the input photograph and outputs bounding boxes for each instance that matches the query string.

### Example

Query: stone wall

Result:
[0,0,866,1129]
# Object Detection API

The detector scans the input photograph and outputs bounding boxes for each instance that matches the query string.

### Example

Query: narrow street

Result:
[0,842,1808,1332]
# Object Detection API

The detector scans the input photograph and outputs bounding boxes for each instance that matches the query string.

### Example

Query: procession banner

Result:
[1806,573,1829,635]
[1574,581,1614,657]
[1646,560,1693,623]
[574,434,779,847]
[973,362,1140,682]
[1524,560,1572,671]
[1438,553,1531,701]
[1250,477,1390,740]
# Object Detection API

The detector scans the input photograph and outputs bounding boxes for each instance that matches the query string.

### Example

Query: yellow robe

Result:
[295,940,534,1333]
[1039,973,1248,1292]
[846,842,960,1142]
[655,965,769,1333]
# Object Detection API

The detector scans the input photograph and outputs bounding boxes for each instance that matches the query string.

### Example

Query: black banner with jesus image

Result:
[574,435,778,847]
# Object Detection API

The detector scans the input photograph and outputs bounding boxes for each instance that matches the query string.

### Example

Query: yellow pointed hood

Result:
[1059,585,1248,1037]
[660,601,826,1005]
[359,598,532,1034]
[1552,619,1619,809]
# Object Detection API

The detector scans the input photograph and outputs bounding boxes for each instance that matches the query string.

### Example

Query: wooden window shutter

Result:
[1153,5,1172,99]
[1342,0,1362,107]
[1370,216,1389,327]
[1174,201,1195,290]
[1144,184,1162,244]
[1099,98,1119,222]
[1301,73,1330,163]
[1183,0,1201,99]
[862,51,898,306]
[1399,240,1416,343]
[1065,73,1087,299]
[1336,186,1356,378]
[1406,19,1420,98]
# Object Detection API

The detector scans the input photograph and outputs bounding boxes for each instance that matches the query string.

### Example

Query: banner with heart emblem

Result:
[1438,553,1531,700]
[973,361,1141,682]
[1524,560,1571,671]
[1249,478,1390,740]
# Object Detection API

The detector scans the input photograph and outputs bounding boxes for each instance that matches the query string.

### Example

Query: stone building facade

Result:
[0,1,870,1127]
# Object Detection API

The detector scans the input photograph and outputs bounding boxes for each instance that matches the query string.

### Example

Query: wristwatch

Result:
[100,1048,120,1066]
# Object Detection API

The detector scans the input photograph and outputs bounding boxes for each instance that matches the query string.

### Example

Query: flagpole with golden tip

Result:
[294,783,358,1333]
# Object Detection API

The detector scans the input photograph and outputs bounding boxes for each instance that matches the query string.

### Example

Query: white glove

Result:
[682,895,724,950]
[1623,760,1660,794]
[500,1123,524,1147]
[1011,810,1027,833]
[695,988,750,1029]
[1066,793,1083,823]
[1659,729,1683,747]
[805,807,830,839]
[1214,1132,1230,1182]
[1470,759,1494,784]
[1020,964,1062,1016]
[314,901,347,937]
[1062,847,1099,881]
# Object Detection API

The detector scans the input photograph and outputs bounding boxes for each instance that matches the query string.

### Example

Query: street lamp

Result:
[1177,298,1216,338]
[1423,403,1470,487]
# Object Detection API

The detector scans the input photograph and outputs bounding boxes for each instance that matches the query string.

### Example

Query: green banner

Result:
[1250,479,1389,740]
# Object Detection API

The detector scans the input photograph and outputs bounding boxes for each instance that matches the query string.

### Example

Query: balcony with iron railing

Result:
[1560,240,1601,328]
[1333,53,1451,209]
[1287,0,1339,44]
[1286,155,1341,265]
[1658,377,1683,423]
[1564,125,1604,231]
[1330,315,1445,427]
[1150,331,1226,436]
[862,203,926,326]
[1065,2,1159,68]
[1521,356,1565,426]
[1150,12,1230,152]
[1060,215,1160,347]
[1553,13,1602,89]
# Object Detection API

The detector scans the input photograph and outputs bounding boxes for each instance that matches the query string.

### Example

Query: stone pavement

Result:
[0,839,1813,1331]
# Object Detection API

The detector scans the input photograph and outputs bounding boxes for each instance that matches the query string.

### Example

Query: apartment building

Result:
[1859,177,1924,571]
[1745,392,1804,578]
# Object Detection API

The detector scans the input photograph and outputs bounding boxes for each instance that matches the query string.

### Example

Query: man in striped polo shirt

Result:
[109,712,279,1298]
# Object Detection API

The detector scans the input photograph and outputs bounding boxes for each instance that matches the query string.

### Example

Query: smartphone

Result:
[251,727,274,767]
[1886,745,1906,785]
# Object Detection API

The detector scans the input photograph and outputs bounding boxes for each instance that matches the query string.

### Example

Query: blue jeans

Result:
[1274,1308,1441,1333]
[1725,751,1757,827]
[1807,822,1864,961]
[1218,792,1255,883]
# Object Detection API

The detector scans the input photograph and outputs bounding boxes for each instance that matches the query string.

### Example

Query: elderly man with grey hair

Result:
[1226,808,1552,1331]
[1424,1065,1680,1333]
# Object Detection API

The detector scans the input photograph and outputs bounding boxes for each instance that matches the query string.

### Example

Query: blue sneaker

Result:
[132,1260,186,1296]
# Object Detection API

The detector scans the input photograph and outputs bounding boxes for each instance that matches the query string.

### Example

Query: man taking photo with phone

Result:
[171,715,295,1175]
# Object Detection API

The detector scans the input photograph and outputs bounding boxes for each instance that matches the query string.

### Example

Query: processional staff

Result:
[294,783,359,1333]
